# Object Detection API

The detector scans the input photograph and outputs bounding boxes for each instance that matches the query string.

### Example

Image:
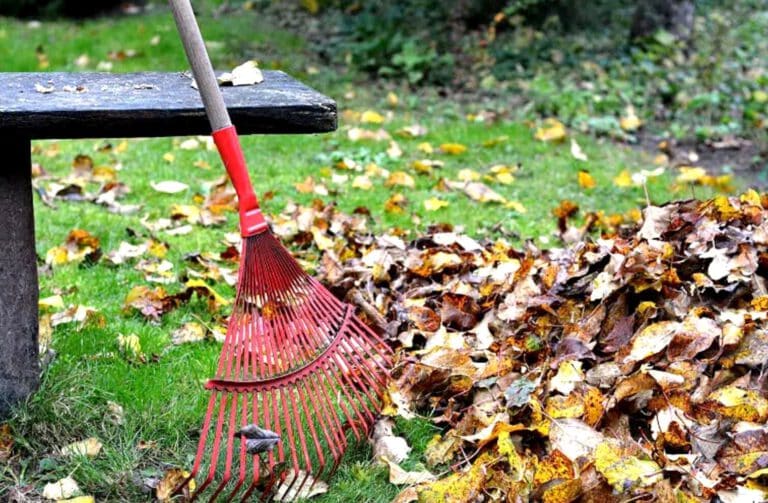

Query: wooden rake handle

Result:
[168,0,267,236]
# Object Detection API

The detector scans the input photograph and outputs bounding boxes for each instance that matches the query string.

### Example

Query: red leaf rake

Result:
[168,1,391,500]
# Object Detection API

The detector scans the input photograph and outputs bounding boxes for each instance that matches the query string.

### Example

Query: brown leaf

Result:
[409,306,441,332]
[440,293,480,331]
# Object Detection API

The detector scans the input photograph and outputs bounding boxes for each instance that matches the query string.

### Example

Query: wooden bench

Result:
[0,71,337,418]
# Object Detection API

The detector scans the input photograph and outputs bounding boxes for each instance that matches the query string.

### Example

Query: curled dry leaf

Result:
[381,456,437,485]
[217,60,263,86]
[273,471,328,501]
[156,468,195,502]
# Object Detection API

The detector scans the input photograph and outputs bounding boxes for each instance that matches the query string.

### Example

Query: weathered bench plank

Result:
[0,70,337,419]
[0,71,337,139]
[0,137,39,418]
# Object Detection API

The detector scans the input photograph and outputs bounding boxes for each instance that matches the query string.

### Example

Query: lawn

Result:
[0,2,728,501]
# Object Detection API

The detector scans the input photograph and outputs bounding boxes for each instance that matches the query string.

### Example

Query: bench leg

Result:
[0,136,39,419]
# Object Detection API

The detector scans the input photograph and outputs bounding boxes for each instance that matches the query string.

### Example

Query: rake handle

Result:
[169,0,267,236]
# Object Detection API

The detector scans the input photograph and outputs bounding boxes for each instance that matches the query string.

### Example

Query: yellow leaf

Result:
[412,159,443,174]
[549,361,584,395]
[62,437,103,458]
[58,497,95,503]
[439,143,467,155]
[418,142,434,154]
[594,441,662,491]
[185,279,231,307]
[156,468,196,501]
[613,170,633,188]
[707,386,768,422]
[534,118,567,142]
[361,110,385,124]
[753,90,768,103]
[45,246,70,265]
[39,295,64,310]
[504,200,527,213]
[457,169,481,182]
[117,334,141,356]
[497,430,525,478]
[540,480,582,503]
[676,166,707,183]
[352,175,373,190]
[577,170,596,189]
[386,171,415,188]
[495,171,515,185]
[533,449,575,487]
[741,189,762,206]
[620,106,642,131]
[424,197,449,211]
[425,433,461,467]
[310,227,335,251]
[162,152,174,163]
[387,92,399,106]
[384,193,407,214]
[418,452,494,503]
[625,321,679,363]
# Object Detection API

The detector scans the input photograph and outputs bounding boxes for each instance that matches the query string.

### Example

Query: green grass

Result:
[0,3,727,501]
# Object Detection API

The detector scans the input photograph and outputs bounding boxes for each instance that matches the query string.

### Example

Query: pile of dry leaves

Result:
[270,192,768,502]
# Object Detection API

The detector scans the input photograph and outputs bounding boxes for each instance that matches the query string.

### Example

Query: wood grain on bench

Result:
[0,71,337,139]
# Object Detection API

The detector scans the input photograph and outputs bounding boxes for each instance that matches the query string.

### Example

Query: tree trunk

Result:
[630,0,695,43]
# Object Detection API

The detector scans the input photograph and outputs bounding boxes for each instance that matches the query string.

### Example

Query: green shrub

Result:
[331,0,456,85]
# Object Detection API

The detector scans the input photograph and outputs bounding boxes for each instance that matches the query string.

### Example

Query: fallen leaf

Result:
[62,437,102,458]
[535,118,567,142]
[382,456,437,485]
[423,197,449,211]
[0,424,12,462]
[42,476,80,500]
[373,419,411,464]
[150,180,189,194]
[361,110,385,124]
[171,322,207,345]
[156,468,195,501]
[117,333,142,357]
[439,143,467,155]
[570,139,588,161]
[620,106,642,132]
[625,321,680,363]
[273,470,328,501]
[217,60,263,86]
[386,171,415,188]
[577,170,596,189]
[594,441,662,491]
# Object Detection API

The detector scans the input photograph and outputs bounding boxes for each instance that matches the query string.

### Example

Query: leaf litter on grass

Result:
[250,190,768,501]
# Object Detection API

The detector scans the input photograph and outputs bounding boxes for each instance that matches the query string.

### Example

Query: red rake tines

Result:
[175,232,392,502]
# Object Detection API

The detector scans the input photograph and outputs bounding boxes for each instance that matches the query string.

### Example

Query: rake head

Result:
[175,231,392,501]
